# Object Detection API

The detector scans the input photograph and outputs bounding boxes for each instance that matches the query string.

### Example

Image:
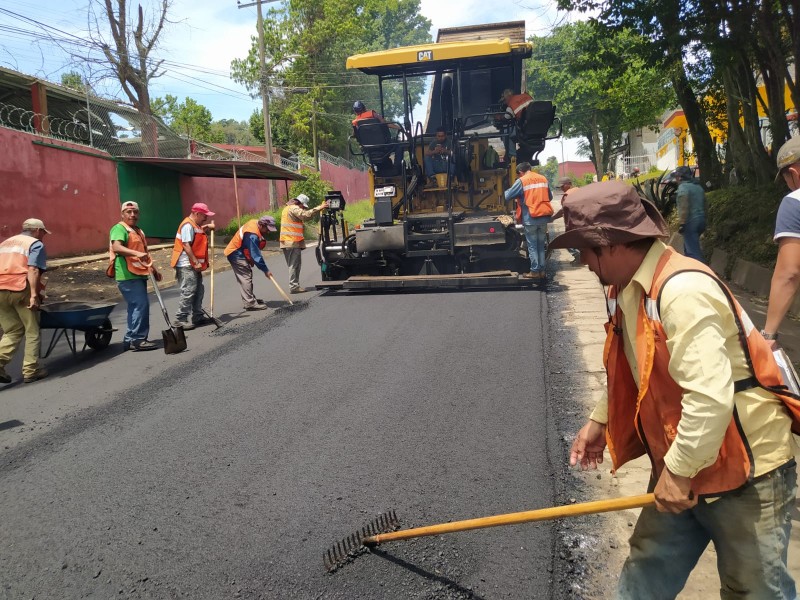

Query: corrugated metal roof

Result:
[119,157,304,180]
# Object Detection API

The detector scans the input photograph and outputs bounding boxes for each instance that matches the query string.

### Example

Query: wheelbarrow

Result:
[38,301,117,358]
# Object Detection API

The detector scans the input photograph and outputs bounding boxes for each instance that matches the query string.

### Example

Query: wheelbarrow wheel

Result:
[85,319,113,350]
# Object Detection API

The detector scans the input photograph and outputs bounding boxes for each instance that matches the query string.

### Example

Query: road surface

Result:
[0,250,565,599]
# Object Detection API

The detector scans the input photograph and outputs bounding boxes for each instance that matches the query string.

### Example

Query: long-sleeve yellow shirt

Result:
[590,241,795,479]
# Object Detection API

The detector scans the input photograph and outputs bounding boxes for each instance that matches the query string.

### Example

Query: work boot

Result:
[0,365,10,384]
[244,304,268,311]
[131,340,158,352]
[290,287,308,294]
[23,368,49,384]
[173,321,195,330]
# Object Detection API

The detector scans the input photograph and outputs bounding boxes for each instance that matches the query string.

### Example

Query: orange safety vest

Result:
[280,205,305,245]
[170,217,209,270]
[0,234,37,291]
[604,247,800,497]
[224,219,266,265]
[506,93,533,120]
[514,171,552,222]
[352,110,383,127]
[111,222,150,276]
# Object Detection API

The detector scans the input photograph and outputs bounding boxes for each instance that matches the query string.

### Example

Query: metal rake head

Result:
[323,510,399,573]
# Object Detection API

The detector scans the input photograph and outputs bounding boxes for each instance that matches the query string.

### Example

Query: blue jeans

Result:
[683,217,706,263]
[618,462,797,599]
[524,218,550,273]
[117,278,150,344]
[174,267,204,323]
[423,155,454,176]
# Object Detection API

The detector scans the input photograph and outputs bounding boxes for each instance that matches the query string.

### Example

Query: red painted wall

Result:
[178,175,294,229]
[320,160,370,203]
[0,127,121,256]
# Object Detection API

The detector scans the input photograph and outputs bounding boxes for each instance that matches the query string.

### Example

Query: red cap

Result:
[191,202,215,216]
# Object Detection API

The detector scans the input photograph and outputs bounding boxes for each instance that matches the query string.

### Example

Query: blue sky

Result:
[0,0,582,160]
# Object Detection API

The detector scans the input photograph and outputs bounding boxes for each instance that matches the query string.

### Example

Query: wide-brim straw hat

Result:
[549,180,669,250]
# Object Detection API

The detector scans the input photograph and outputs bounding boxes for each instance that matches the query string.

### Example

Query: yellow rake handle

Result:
[364,493,655,546]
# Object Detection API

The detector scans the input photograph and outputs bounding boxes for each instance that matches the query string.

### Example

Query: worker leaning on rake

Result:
[555,181,799,599]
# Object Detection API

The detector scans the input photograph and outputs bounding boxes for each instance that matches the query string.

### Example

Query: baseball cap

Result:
[775,136,800,182]
[191,202,215,216]
[558,177,572,186]
[22,218,52,234]
[498,88,513,102]
[296,194,310,208]
[120,201,139,211]
[257,215,278,232]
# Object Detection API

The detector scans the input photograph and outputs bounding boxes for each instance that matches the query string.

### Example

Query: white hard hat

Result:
[296,193,310,207]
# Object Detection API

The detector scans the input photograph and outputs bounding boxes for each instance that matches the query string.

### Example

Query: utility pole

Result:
[238,0,280,210]
[312,98,318,169]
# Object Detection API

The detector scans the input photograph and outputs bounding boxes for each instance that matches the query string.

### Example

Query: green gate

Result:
[116,162,182,238]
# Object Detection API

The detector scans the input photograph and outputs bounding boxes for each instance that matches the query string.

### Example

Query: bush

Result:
[288,168,333,210]
[704,182,784,268]
[343,199,374,226]
[219,210,282,240]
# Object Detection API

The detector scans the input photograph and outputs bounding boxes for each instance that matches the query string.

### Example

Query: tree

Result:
[556,0,797,185]
[231,0,431,157]
[60,71,86,93]
[527,22,672,177]
[152,94,219,143]
[79,0,173,153]
[538,156,560,188]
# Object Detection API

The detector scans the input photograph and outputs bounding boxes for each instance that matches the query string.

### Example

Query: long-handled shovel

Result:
[202,229,223,329]
[323,493,655,572]
[149,272,187,354]
[268,273,294,306]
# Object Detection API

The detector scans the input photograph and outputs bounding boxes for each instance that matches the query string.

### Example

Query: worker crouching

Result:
[224,216,276,310]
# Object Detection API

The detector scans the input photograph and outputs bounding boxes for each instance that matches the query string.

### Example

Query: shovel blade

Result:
[162,326,187,354]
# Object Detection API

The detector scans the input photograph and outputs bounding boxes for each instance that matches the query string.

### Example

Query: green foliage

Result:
[230,0,431,157]
[704,183,784,268]
[538,156,560,188]
[60,71,86,92]
[527,22,672,175]
[288,168,333,208]
[152,95,218,143]
[220,210,282,239]
[343,199,374,226]
[209,118,259,145]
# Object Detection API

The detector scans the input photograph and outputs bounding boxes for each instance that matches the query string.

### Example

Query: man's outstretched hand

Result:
[569,420,607,470]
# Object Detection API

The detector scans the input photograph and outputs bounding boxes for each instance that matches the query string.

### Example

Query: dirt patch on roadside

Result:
[43,244,281,304]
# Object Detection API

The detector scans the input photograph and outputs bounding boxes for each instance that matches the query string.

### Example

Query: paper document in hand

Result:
[773,349,800,395]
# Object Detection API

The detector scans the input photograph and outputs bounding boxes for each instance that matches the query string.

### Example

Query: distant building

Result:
[558,160,597,181]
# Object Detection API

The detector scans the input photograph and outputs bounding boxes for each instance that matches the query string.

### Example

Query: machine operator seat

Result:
[353,118,404,177]
[516,101,556,164]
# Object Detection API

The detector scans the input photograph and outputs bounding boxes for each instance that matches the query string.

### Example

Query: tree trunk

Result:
[670,63,723,187]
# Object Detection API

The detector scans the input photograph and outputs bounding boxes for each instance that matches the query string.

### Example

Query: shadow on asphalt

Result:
[369,548,488,599]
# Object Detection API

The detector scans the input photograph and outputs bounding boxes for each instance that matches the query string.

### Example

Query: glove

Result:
[678,224,685,234]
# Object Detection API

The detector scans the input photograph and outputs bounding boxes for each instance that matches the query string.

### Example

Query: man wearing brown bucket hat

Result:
[555,180,799,598]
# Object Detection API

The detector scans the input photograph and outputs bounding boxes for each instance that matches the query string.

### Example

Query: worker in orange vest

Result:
[170,202,215,330]
[280,194,328,294]
[224,215,276,310]
[503,162,553,279]
[0,218,50,384]
[499,88,533,123]
[552,181,799,598]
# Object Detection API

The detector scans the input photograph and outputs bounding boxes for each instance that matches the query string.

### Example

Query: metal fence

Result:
[1,98,360,173]
[318,149,366,171]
